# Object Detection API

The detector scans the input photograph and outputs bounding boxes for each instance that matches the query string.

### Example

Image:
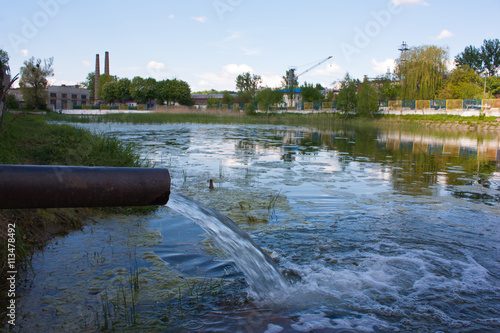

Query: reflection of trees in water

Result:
[278,124,499,197]
[234,140,257,166]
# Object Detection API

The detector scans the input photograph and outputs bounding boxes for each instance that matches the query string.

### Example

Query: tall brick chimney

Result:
[104,51,110,76]
[94,54,100,103]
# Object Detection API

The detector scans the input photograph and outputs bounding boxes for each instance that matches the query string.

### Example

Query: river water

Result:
[13,121,500,332]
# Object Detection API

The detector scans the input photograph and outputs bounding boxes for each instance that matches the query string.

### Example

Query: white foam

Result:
[264,323,284,333]
[290,313,335,332]
[272,243,498,330]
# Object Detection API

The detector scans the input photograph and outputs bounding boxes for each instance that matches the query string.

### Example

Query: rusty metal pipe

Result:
[0,165,170,209]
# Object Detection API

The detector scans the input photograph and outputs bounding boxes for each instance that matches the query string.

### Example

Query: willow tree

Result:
[396,45,448,100]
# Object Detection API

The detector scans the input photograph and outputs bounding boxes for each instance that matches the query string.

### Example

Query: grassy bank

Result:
[0,113,153,322]
[1,113,144,166]
[46,109,500,129]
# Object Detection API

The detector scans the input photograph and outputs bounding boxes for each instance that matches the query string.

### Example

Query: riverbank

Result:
[0,113,154,324]
[45,109,500,132]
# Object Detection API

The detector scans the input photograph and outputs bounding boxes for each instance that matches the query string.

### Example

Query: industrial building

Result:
[10,85,90,110]
[47,85,90,110]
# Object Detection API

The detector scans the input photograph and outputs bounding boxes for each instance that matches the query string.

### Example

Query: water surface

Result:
[15,121,500,332]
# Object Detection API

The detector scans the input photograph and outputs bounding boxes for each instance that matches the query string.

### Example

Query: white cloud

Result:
[191,16,207,23]
[240,47,260,56]
[48,78,79,86]
[223,31,240,42]
[146,61,167,71]
[82,60,92,67]
[222,63,254,75]
[392,0,429,6]
[168,14,174,19]
[20,49,28,56]
[434,29,454,40]
[197,63,254,90]
[446,59,456,71]
[371,58,396,74]
[261,74,283,88]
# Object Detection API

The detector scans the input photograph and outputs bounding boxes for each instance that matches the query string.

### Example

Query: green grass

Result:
[0,113,143,166]
[44,109,351,126]
[45,110,500,131]
[387,114,499,124]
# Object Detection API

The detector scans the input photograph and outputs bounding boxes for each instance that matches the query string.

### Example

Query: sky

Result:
[1,0,499,92]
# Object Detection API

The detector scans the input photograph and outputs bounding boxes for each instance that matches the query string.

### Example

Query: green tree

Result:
[6,94,19,109]
[455,45,483,73]
[169,79,193,106]
[396,45,448,100]
[221,91,235,104]
[255,87,283,111]
[193,89,219,94]
[101,80,118,103]
[236,72,261,101]
[373,75,400,101]
[357,76,379,118]
[437,66,483,99]
[143,77,158,105]
[156,79,170,105]
[0,49,9,97]
[336,73,358,118]
[282,69,299,88]
[81,72,95,101]
[455,39,500,75]
[486,76,500,97]
[19,57,54,109]
[0,50,11,131]
[206,97,220,108]
[324,90,336,102]
[115,78,132,103]
[130,76,147,104]
[480,39,500,75]
[300,82,324,102]
[97,74,115,101]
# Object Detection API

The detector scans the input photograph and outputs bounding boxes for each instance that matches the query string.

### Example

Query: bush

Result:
[6,94,19,109]
[244,103,256,115]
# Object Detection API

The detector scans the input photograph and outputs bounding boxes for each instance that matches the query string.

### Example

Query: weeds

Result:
[267,189,282,212]
[219,161,224,178]
[129,256,140,291]
[93,283,138,331]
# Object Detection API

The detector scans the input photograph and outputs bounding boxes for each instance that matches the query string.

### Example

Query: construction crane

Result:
[286,56,332,108]
[287,56,333,90]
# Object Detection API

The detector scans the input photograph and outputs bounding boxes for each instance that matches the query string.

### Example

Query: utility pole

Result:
[398,41,409,85]
[398,41,409,60]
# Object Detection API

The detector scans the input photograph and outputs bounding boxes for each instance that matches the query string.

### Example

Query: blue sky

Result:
[1,0,498,92]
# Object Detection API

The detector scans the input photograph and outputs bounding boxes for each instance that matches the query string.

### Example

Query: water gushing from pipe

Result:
[166,194,288,298]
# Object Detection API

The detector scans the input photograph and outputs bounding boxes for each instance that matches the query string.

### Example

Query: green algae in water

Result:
[13,215,229,332]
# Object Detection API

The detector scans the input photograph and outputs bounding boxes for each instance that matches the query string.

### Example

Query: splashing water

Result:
[166,194,289,297]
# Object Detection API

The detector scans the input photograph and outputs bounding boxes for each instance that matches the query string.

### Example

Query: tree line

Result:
[335,39,500,117]
[220,39,500,117]
[83,73,194,106]
[0,48,195,111]
[3,38,500,114]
